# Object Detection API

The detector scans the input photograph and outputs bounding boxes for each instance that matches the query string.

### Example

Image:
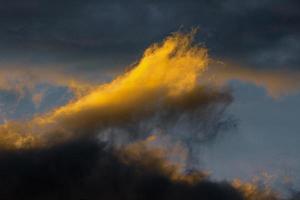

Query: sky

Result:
[0,0,299,199]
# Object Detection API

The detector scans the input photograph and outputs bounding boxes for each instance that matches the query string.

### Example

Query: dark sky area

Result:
[0,0,299,70]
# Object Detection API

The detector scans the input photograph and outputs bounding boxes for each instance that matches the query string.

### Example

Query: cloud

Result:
[0,31,295,200]
[0,32,232,151]
[0,0,299,73]
[204,62,300,98]
[0,137,247,200]
[232,179,278,200]
[1,0,299,117]
[0,0,299,198]
[0,66,101,97]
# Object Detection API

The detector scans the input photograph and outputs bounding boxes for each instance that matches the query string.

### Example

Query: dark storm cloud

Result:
[0,137,246,200]
[0,0,299,70]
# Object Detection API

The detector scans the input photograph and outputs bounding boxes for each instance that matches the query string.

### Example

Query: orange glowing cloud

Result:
[232,179,278,200]
[0,31,210,149]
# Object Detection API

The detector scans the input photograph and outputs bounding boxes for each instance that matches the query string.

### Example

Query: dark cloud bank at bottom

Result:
[0,137,245,200]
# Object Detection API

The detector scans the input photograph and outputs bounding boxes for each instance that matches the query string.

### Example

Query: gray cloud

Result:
[0,0,298,71]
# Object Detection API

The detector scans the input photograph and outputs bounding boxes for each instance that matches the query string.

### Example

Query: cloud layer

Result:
[0,31,295,200]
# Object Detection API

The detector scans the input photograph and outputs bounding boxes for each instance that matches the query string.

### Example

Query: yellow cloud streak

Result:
[0,32,208,149]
